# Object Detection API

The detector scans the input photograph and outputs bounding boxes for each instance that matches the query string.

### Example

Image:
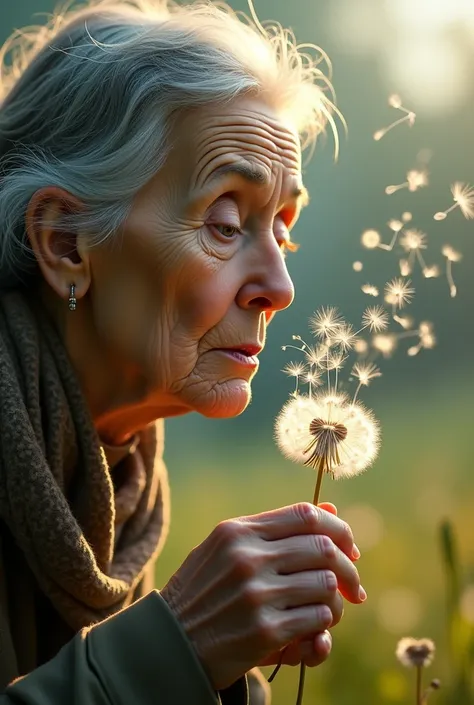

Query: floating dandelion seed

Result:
[384,278,415,314]
[396,637,438,705]
[423,265,440,279]
[434,182,474,221]
[361,283,379,297]
[283,361,306,395]
[331,326,357,353]
[380,219,405,252]
[442,245,462,298]
[352,362,382,401]
[354,339,369,355]
[361,229,381,249]
[393,314,413,330]
[361,305,390,332]
[309,306,343,339]
[372,333,397,358]
[353,261,363,272]
[402,211,412,223]
[399,258,412,276]
[399,229,430,275]
[374,95,416,141]
[385,169,429,195]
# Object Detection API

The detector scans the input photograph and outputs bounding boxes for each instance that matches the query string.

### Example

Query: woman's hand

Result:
[160,502,364,690]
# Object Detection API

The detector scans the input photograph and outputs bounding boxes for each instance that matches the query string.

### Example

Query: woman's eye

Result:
[214,224,241,238]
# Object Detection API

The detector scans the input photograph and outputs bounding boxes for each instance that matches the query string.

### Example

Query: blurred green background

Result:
[1,1,474,703]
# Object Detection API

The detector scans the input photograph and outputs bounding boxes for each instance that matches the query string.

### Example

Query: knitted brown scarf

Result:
[0,290,170,631]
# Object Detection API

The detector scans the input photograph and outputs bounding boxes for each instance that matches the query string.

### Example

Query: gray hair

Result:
[0,0,341,287]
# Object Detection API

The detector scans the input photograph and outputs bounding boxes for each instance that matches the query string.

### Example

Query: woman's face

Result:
[88,96,306,419]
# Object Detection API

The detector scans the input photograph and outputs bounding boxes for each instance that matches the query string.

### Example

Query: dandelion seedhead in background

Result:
[396,637,440,704]
[373,94,416,141]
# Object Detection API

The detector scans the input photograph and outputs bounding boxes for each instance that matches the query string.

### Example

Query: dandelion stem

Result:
[296,661,306,705]
[416,665,423,705]
[313,462,325,506]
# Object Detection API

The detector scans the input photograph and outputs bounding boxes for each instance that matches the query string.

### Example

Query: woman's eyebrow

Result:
[206,161,309,207]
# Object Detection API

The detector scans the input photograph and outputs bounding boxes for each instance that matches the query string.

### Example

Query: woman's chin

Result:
[195,379,252,418]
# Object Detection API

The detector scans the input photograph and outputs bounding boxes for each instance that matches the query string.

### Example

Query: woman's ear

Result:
[26,186,91,303]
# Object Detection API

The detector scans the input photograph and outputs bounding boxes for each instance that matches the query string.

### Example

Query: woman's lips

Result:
[214,347,261,367]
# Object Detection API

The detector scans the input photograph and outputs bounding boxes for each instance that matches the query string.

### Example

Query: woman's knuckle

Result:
[313,534,335,559]
[315,604,333,627]
[322,569,338,592]
[242,579,265,607]
[295,502,320,526]
[228,545,256,578]
[255,611,279,647]
[341,520,354,545]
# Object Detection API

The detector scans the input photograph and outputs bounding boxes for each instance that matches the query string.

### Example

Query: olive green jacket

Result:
[0,524,270,705]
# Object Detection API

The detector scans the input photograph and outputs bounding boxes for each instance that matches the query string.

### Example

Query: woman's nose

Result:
[236,244,295,314]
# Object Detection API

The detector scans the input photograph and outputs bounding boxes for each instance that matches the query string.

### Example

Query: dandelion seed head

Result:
[452,182,474,219]
[362,305,390,332]
[407,169,429,192]
[304,370,323,386]
[310,306,344,339]
[352,362,381,387]
[388,219,404,233]
[384,278,415,310]
[361,284,379,297]
[372,333,397,358]
[353,261,363,272]
[396,638,435,668]
[400,229,427,252]
[442,245,462,262]
[323,350,348,371]
[361,229,381,249]
[275,393,380,478]
[402,211,412,223]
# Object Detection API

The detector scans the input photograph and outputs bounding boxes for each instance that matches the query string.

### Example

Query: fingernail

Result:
[352,544,361,560]
[359,586,367,601]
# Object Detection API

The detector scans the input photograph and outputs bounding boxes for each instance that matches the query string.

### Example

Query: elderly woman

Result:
[0,1,366,703]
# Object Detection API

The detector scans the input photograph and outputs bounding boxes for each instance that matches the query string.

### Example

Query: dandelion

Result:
[396,637,439,705]
[434,182,474,221]
[361,229,382,249]
[385,169,429,195]
[361,283,379,297]
[402,211,412,223]
[275,393,380,499]
[384,278,415,314]
[354,339,369,355]
[310,306,343,339]
[353,261,363,272]
[374,95,416,141]
[442,245,462,298]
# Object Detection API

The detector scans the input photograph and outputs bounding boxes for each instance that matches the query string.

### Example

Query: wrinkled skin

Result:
[26,96,365,690]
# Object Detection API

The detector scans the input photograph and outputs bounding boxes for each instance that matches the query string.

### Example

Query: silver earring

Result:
[68,283,77,311]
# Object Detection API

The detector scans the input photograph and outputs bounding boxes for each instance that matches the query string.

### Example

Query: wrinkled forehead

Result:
[173,98,303,195]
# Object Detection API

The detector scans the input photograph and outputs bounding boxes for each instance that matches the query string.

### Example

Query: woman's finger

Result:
[269,534,364,604]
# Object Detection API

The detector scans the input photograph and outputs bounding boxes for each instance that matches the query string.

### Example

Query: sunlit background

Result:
[1,1,473,703]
